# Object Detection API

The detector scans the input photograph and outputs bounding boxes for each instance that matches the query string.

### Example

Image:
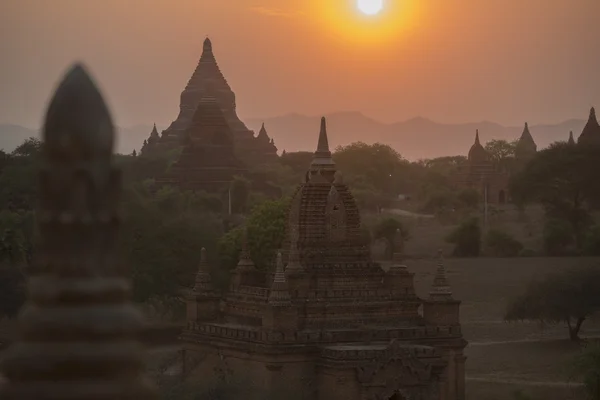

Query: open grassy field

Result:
[407,256,600,400]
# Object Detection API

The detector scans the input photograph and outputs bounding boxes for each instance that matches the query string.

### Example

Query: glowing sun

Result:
[357,0,384,15]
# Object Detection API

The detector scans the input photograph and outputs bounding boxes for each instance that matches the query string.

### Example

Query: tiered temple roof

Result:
[144,38,278,165]
[156,96,245,192]
[577,107,600,146]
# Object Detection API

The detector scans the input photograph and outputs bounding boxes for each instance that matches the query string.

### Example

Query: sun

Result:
[357,0,384,16]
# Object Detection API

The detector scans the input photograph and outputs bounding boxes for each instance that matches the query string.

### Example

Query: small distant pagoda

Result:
[181,118,467,400]
[141,38,278,166]
[577,107,600,146]
[452,130,510,204]
[514,122,537,162]
[156,96,245,193]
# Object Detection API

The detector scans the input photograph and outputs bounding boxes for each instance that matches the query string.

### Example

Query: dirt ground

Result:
[407,256,600,400]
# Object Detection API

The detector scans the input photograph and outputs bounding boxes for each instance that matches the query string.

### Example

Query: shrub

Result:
[485,229,523,257]
[446,217,481,257]
[543,218,574,255]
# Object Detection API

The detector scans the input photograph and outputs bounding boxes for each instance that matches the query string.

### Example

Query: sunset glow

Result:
[357,0,384,16]
[314,0,421,46]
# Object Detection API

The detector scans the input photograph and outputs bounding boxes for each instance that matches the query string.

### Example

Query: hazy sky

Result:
[1,0,599,128]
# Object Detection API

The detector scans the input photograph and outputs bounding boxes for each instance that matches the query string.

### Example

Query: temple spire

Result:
[474,129,480,145]
[317,117,330,153]
[257,122,269,141]
[577,106,600,146]
[568,130,575,145]
[429,249,453,301]
[193,247,214,292]
[150,123,159,138]
[515,121,537,158]
[268,252,292,306]
[201,37,214,62]
[310,117,336,180]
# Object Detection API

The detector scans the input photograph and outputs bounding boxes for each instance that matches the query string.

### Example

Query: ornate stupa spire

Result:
[474,129,480,145]
[310,117,336,182]
[193,247,214,293]
[429,249,453,301]
[268,252,292,306]
[568,130,576,145]
[0,64,156,399]
[235,228,255,271]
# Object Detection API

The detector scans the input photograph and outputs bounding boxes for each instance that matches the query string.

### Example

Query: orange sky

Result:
[0,0,599,128]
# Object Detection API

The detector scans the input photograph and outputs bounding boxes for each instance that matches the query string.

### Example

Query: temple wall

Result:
[317,367,362,400]
[182,344,316,400]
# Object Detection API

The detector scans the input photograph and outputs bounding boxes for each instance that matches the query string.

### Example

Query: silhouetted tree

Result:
[510,142,600,249]
[505,267,600,341]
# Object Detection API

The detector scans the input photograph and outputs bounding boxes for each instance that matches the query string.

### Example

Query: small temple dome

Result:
[467,130,490,163]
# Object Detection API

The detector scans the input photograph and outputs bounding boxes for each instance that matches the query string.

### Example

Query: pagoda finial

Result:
[429,249,453,300]
[268,252,292,306]
[310,117,336,177]
[194,247,213,292]
[568,130,575,145]
[0,63,156,399]
[257,122,269,140]
[200,36,215,63]
[150,123,159,138]
[203,36,212,51]
[317,116,330,153]
[474,129,480,145]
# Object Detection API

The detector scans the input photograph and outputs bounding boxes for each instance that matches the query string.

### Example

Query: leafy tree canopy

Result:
[510,142,600,248]
[505,267,600,341]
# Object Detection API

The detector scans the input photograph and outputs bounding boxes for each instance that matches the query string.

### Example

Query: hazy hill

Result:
[246,112,587,160]
[0,112,586,160]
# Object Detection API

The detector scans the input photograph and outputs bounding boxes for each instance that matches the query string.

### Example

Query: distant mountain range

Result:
[0,112,586,160]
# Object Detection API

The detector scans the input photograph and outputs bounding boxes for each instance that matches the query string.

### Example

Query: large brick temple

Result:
[181,117,467,400]
[141,38,278,167]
